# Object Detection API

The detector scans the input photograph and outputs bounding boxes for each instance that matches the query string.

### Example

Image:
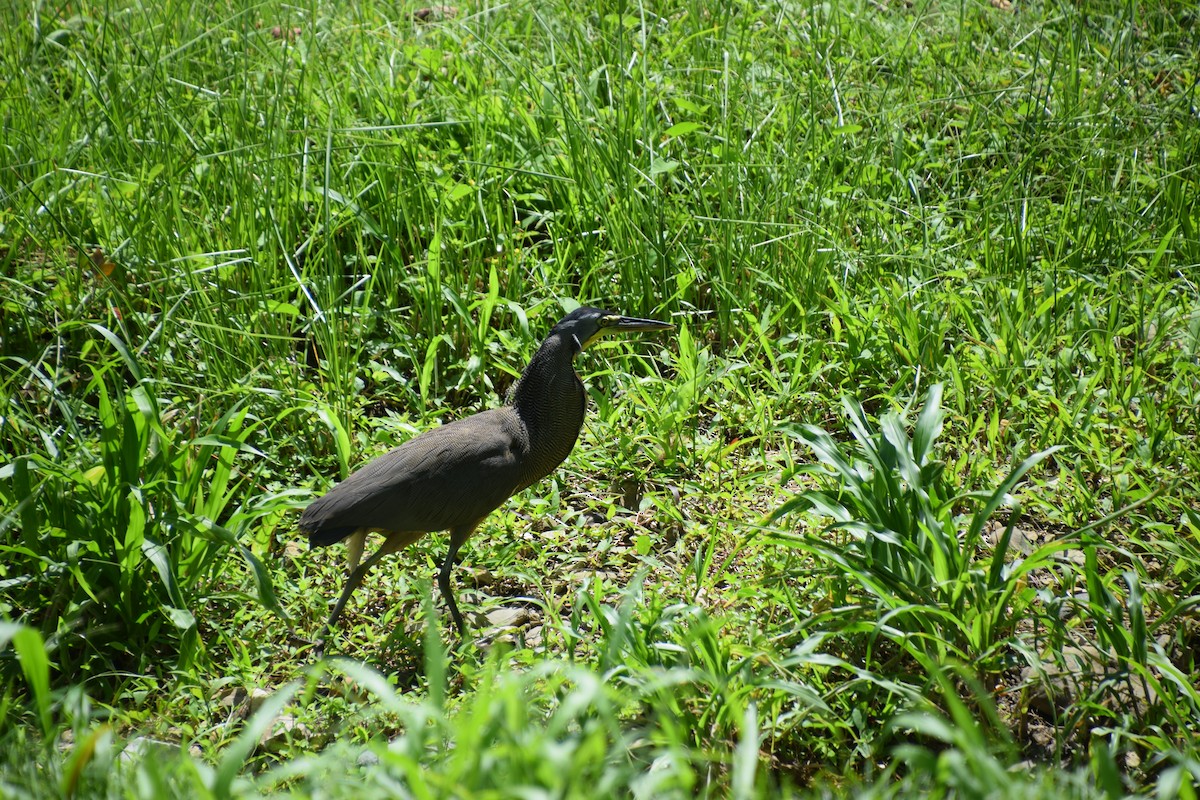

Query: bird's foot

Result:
[287,631,328,660]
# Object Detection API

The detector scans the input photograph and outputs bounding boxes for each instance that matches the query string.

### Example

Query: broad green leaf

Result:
[664,121,704,138]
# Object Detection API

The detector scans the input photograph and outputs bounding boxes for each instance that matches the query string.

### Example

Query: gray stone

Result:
[120,737,178,765]
[248,687,272,715]
[523,625,544,649]
[1021,645,1157,717]
[258,713,310,752]
[486,606,532,629]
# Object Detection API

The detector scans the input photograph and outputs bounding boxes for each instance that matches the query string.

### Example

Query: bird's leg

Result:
[316,558,377,654]
[438,524,477,637]
[437,540,465,637]
[317,530,415,654]
[345,529,367,573]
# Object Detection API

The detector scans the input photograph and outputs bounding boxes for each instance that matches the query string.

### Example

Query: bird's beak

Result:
[605,314,675,334]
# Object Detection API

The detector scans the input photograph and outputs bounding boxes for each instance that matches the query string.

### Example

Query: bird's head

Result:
[551,306,674,352]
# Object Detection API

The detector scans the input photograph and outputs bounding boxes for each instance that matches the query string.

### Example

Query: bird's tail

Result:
[305,525,359,549]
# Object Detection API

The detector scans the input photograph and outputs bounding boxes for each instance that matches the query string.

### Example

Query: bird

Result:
[298,306,674,646]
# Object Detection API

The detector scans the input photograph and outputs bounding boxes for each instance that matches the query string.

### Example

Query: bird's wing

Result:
[299,409,527,538]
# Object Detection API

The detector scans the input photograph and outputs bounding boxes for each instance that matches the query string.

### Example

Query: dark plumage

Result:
[299,306,673,645]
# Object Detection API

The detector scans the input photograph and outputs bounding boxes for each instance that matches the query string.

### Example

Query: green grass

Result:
[2,0,1198,796]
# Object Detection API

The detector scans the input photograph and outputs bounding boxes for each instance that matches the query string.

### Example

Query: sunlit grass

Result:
[1,0,1198,796]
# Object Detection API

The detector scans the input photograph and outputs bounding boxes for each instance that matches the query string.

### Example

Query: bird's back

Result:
[300,408,530,547]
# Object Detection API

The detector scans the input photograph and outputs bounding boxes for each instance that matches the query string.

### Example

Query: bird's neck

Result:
[509,335,586,481]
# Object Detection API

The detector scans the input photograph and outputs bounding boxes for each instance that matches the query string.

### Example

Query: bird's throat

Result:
[510,335,586,484]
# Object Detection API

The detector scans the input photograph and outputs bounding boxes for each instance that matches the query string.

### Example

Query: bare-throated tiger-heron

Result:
[299,306,673,646]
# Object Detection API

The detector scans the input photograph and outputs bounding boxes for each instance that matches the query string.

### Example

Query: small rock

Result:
[486,607,532,629]
[1001,525,1036,555]
[1057,592,1089,620]
[120,737,178,764]
[217,686,249,720]
[1021,645,1157,717]
[1022,645,1103,714]
[1028,725,1054,747]
[259,714,310,752]
[357,749,380,767]
[248,687,273,715]
[571,569,619,584]
[523,625,544,649]
[1061,549,1087,567]
[465,567,495,588]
